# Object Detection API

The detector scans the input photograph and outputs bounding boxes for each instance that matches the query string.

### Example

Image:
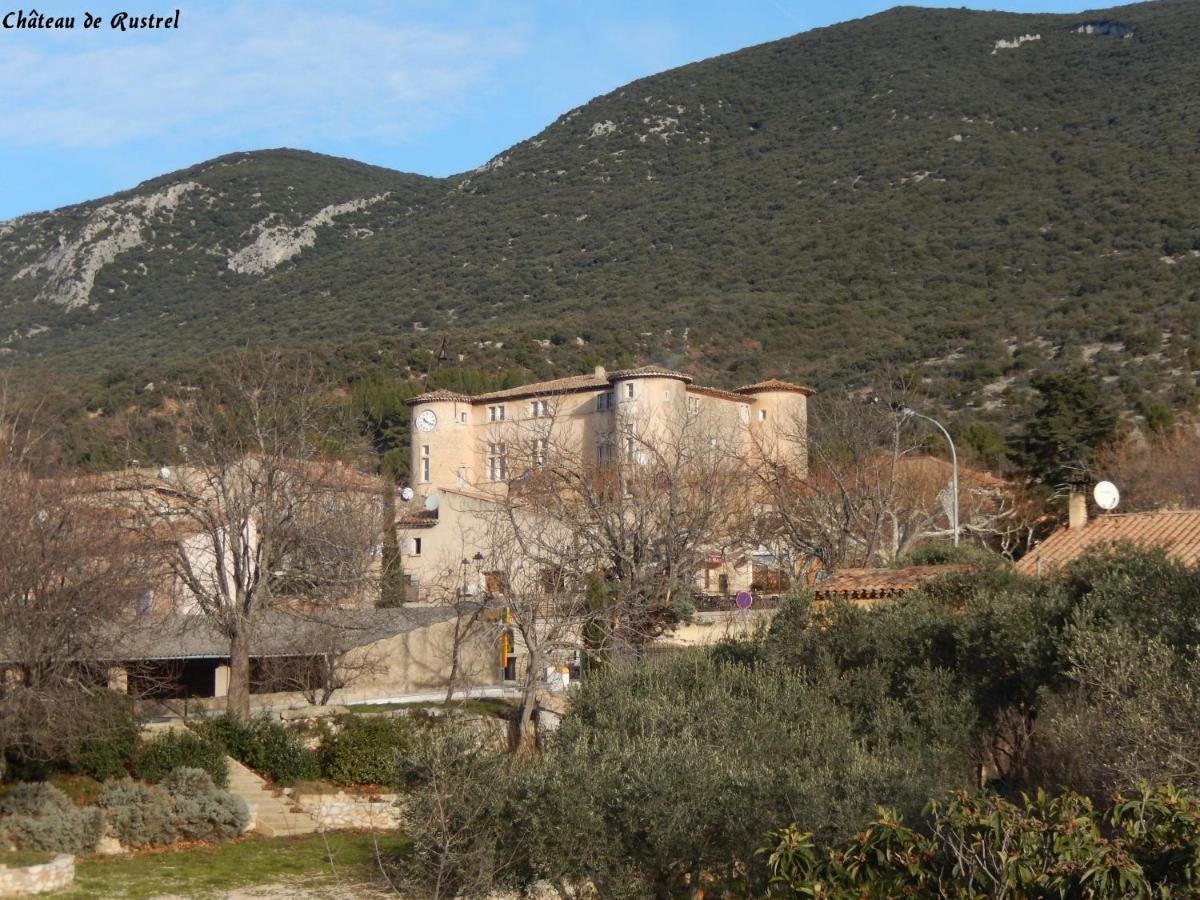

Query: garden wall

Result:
[0,855,74,897]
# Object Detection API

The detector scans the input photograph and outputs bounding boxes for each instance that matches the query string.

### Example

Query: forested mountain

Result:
[2,0,1198,433]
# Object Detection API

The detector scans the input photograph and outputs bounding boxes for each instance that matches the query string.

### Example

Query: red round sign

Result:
[735,591,753,609]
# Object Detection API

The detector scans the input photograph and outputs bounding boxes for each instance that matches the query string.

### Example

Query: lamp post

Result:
[899,405,960,547]
[461,552,486,596]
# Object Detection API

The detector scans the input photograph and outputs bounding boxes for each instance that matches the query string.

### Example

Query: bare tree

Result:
[754,396,1036,571]
[0,392,149,776]
[1093,425,1200,512]
[135,351,380,719]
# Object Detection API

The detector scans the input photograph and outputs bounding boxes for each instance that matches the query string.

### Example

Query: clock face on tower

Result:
[416,409,437,433]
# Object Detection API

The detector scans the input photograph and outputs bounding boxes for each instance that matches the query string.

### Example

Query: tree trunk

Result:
[513,654,541,755]
[444,622,463,706]
[228,631,252,720]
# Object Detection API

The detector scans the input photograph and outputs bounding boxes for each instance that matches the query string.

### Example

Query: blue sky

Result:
[1,0,1097,220]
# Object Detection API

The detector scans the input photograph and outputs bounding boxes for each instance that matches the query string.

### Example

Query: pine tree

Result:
[1012,369,1117,486]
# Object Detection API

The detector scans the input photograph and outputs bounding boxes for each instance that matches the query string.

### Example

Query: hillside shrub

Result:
[133,730,228,788]
[0,784,102,854]
[163,768,249,842]
[73,719,140,782]
[193,714,317,786]
[319,715,412,786]
[0,783,73,818]
[97,769,249,848]
[97,781,175,849]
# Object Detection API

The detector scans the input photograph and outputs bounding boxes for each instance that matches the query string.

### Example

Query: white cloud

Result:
[0,1,528,149]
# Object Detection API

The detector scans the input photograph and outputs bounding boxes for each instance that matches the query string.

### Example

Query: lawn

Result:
[63,831,403,899]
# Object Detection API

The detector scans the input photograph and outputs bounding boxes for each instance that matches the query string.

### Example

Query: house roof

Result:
[90,606,464,662]
[469,373,610,403]
[813,564,973,601]
[396,509,439,528]
[1017,509,1200,575]
[686,385,747,403]
[408,388,472,404]
[609,366,694,383]
[736,379,815,396]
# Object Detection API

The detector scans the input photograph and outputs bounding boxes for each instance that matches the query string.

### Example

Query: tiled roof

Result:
[396,509,438,528]
[813,564,973,601]
[686,385,747,402]
[1018,509,1200,575]
[407,389,471,405]
[737,378,815,396]
[3,607,465,664]
[609,366,694,383]
[471,373,610,403]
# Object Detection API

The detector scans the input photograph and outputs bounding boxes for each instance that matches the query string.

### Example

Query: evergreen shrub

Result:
[133,730,229,788]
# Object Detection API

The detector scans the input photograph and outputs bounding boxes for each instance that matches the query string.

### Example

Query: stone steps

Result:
[223,758,319,837]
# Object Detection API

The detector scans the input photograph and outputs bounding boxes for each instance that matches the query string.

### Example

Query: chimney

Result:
[1068,491,1088,531]
[594,365,607,380]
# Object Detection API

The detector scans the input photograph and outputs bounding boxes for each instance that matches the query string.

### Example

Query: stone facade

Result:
[295,791,402,831]
[0,855,74,897]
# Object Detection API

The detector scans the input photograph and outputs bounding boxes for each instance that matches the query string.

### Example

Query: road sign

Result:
[735,591,753,610]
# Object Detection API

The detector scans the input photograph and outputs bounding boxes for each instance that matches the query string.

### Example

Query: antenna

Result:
[1093,481,1120,511]
[424,494,440,512]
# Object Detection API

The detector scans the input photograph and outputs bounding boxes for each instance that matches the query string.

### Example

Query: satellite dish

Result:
[400,486,414,502]
[158,466,171,480]
[1093,481,1120,511]
[424,494,440,512]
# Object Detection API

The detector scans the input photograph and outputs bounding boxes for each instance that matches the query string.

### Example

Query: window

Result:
[687,395,700,413]
[596,392,614,411]
[488,405,506,422]
[625,382,635,399]
[664,390,672,402]
[759,409,768,422]
[534,438,547,467]
[530,399,549,418]
[413,538,422,556]
[459,411,468,424]
[136,589,152,616]
[597,437,613,466]
[420,445,430,482]
[625,435,636,461]
[488,443,507,481]
[739,406,750,425]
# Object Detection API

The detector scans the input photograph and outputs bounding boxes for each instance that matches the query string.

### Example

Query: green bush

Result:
[319,716,412,786]
[0,783,73,818]
[764,785,1200,897]
[134,730,229,788]
[73,724,140,782]
[164,768,249,841]
[98,769,249,848]
[0,784,103,855]
[193,714,317,786]
[97,781,175,849]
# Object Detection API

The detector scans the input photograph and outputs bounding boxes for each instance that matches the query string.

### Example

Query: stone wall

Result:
[295,791,402,830]
[0,855,74,897]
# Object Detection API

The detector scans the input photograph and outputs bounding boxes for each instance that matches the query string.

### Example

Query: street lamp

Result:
[461,552,486,596]
[898,405,959,547]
